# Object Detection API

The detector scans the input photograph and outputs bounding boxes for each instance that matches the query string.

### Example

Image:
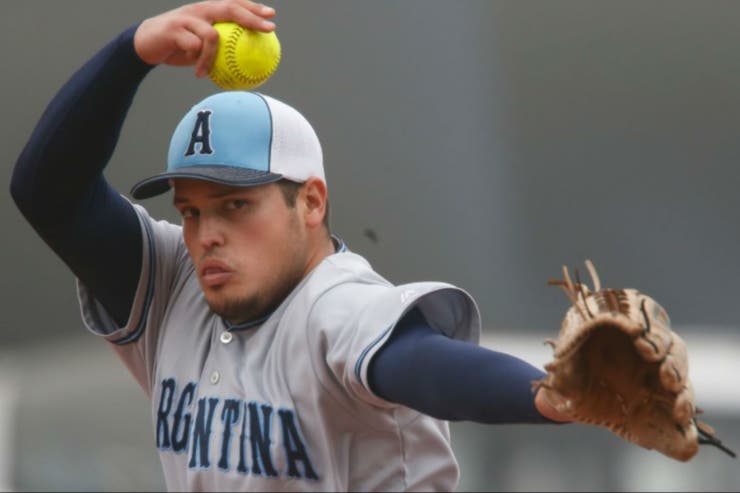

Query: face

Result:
[173,179,311,325]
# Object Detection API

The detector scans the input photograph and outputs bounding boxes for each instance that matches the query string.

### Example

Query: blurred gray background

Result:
[2,1,739,491]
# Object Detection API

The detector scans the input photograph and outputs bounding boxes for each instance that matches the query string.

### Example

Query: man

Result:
[11,1,566,491]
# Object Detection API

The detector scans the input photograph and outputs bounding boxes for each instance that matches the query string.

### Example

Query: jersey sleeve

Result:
[76,203,189,396]
[310,280,481,409]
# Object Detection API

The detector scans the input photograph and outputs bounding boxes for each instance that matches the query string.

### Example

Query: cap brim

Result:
[130,165,284,199]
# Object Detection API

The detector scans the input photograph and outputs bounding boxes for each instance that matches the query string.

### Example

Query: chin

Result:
[206,292,264,324]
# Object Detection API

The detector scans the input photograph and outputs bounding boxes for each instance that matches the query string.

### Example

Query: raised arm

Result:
[10,0,277,327]
[10,25,151,327]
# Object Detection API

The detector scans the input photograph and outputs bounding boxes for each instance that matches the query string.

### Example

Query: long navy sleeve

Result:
[10,26,153,327]
[369,308,553,424]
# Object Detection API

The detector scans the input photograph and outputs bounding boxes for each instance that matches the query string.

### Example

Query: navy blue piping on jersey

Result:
[354,323,395,382]
[332,235,347,253]
[224,313,271,332]
[112,217,156,345]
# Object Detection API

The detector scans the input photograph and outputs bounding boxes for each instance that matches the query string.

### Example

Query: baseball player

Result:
[11,1,567,491]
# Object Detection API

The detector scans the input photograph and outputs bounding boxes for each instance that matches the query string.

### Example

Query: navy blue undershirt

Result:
[374,307,549,423]
[10,25,550,424]
[11,25,149,327]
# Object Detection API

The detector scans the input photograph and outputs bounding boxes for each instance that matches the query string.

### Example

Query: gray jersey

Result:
[77,204,480,492]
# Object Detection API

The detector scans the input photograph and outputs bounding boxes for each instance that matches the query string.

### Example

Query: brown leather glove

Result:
[533,260,735,462]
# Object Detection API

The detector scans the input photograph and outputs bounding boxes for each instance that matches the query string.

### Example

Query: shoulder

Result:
[306,251,391,308]
[303,251,480,341]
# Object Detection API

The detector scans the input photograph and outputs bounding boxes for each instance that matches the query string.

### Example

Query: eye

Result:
[179,207,199,219]
[224,199,248,211]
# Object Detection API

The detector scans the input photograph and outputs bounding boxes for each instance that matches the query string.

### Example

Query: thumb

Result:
[535,387,573,423]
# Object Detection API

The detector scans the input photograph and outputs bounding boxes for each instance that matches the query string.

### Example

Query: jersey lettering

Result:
[218,399,241,471]
[156,378,176,449]
[189,397,219,469]
[184,110,214,156]
[279,409,319,480]
[248,402,279,477]
[157,379,318,481]
[171,382,196,453]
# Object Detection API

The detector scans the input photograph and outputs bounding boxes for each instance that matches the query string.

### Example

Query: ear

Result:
[299,177,328,229]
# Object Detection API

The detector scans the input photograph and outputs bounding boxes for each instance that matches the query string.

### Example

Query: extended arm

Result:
[369,308,569,423]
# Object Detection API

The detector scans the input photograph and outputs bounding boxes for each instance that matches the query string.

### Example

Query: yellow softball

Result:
[209,22,281,90]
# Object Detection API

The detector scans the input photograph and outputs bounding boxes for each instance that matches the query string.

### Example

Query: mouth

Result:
[199,259,233,288]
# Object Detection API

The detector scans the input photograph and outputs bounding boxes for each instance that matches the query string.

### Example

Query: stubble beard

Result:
[207,264,305,324]
[205,218,309,325]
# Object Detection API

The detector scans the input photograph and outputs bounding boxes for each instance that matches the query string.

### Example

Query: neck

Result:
[302,234,336,277]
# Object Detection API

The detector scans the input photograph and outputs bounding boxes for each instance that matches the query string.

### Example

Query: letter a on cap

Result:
[185,110,214,156]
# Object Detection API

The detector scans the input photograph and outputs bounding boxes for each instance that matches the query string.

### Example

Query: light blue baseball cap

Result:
[131,91,324,199]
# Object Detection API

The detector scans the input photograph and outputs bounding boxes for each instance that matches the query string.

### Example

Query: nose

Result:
[197,215,226,250]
